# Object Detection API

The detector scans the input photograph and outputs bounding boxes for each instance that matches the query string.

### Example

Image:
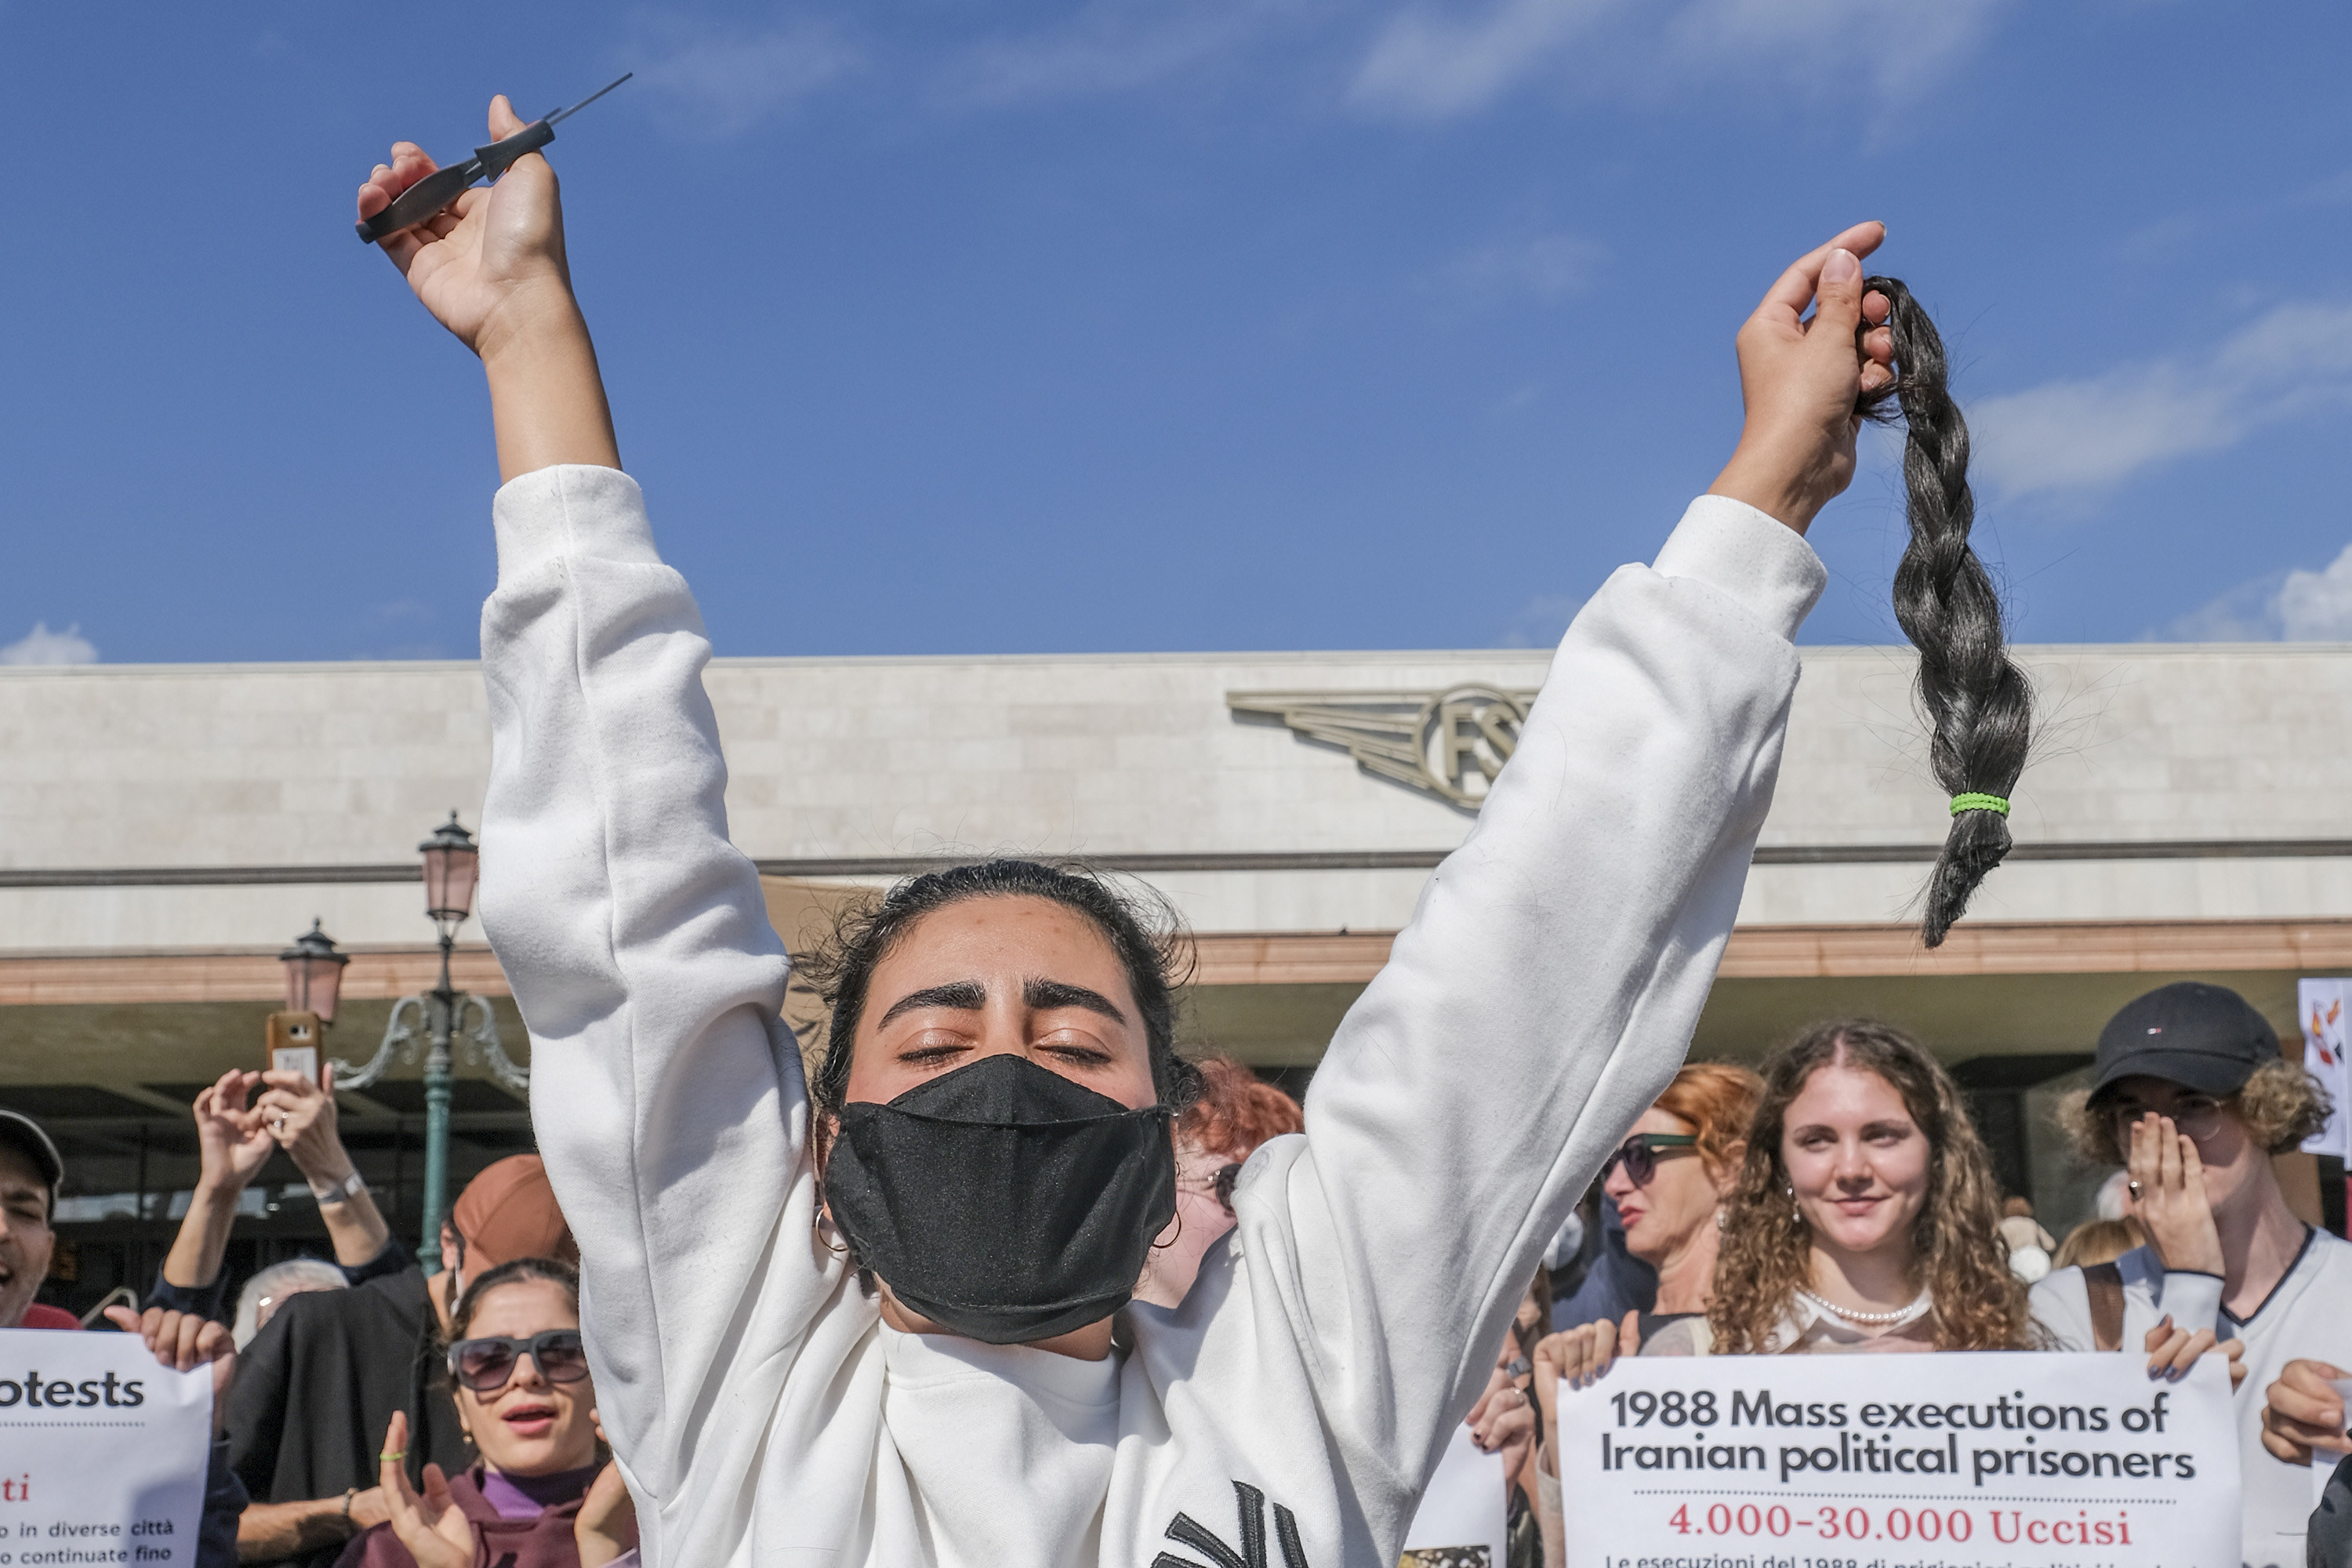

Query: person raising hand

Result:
[362,94,1904,1566]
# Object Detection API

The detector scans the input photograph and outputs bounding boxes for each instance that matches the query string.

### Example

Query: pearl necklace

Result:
[1795,1288,1932,1327]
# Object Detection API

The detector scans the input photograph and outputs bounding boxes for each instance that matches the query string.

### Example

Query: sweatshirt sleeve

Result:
[2029,1258,2223,1352]
[1246,494,1824,1485]
[475,465,838,1509]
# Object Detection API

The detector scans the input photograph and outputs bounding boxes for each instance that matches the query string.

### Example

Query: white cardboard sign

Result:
[0,1329,212,1563]
[1557,1352,2239,1568]
[2299,978,2350,1160]
[1403,1420,1510,1567]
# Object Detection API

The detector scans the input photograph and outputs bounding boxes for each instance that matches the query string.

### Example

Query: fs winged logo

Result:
[1226,687,1534,808]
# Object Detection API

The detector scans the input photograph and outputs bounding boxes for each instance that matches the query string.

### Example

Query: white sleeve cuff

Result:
[1651,495,1829,643]
[491,464,660,586]
[2153,1270,2224,1333]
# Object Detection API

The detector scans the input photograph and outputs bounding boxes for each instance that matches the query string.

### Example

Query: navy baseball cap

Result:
[2090,982,2280,1098]
[0,1112,63,1214]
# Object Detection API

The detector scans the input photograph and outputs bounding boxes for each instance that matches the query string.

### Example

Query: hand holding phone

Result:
[254,1057,357,1192]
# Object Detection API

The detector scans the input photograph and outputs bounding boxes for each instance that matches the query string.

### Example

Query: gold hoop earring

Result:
[811,1187,849,1258]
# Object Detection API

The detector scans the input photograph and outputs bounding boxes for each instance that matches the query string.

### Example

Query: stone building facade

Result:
[3,641,2347,1309]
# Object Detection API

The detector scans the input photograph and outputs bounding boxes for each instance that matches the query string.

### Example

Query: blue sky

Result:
[5,1,2352,663]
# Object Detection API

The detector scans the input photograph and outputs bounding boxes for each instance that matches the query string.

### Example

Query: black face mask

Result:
[822,1052,1177,1345]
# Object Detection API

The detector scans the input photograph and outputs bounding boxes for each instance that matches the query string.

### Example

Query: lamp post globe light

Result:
[278,920,350,1023]
[333,811,529,1272]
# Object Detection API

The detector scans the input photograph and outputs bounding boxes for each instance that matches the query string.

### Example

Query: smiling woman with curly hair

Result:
[1689,1019,2028,1356]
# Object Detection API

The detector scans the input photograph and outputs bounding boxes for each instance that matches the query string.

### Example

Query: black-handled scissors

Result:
[357,73,632,245]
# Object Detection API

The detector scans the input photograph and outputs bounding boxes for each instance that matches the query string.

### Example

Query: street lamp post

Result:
[278,920,350,1024]
[332,811,529,1272]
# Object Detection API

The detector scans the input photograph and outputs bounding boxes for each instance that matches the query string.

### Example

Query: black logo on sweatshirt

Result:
[1153,1480,1310,1568]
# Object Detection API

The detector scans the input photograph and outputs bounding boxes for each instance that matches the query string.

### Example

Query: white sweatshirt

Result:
[478,466,1826,1568]
[2037,1233,2352,1568]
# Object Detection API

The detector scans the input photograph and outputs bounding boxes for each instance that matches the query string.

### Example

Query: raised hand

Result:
[255,1062,354,1189]
[359,96,572,363]
[378,1410,476,1568]
[191,1070,274,1191]
[1708,221,1896,535]
[2125,1113,2225,1276]
[359,96,619,481]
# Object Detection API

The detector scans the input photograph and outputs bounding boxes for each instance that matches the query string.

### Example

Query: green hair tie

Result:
[1949,793,2010,817]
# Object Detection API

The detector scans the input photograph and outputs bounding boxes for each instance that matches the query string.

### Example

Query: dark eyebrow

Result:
[1025,978,1128,1025]
[876,980,986,1029]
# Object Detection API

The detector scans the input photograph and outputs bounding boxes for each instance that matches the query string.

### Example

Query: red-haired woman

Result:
[1527,1062,1760,1565]
[1134,1058,1303,1308]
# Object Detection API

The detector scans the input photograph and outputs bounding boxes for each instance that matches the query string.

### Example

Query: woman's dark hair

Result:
[445,1256,580,1349]
[793,858,1203,1116]
[1861,278,2032,948]
[1709,1018,2030,1353]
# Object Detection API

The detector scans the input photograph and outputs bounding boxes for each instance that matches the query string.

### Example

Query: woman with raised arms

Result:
[358,95,1894,1567]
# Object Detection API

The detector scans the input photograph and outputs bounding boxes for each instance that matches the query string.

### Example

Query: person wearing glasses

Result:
[1524,1064,1759,1567]
[2034,982,2347,1568]
[227,1155,576,1568]
[1534,1062,1761,1383]
[346,1258,636,1568]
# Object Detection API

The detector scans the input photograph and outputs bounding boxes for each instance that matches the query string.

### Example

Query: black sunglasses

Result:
[1600,1132,1700,1187]
[446,1329,590,1395]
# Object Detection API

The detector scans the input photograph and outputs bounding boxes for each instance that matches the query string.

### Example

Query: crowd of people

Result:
[9,99,2352,1568]
[1497,984,2352,1568]
[10,974,2348,1567]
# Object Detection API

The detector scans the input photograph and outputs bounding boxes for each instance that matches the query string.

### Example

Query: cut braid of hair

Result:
[1860,277,2032,948]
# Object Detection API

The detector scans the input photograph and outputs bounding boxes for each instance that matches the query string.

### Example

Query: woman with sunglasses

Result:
[1525,1064,1758,1566]
[2038,983,2346,1568]
[343,1259,636,1568]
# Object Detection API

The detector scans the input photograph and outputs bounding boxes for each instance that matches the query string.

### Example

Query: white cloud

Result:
[636,19,859,136]
[0,622,98,666]
[1348,0,2005,121]
[1664,0,2007,99]
[1351,0,1610,119]
[953,0,1301,103]
[2278,542,2352,641]
[1972,299,2352,501]
[2155,572,2287,641]
[2157,542,2352,643]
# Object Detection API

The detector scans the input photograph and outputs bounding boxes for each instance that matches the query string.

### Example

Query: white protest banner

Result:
[1402,1421,1509,1567]
[0,1329,212,1566]
[2299,978,2350,1160]
[1558,1352,2238,1568]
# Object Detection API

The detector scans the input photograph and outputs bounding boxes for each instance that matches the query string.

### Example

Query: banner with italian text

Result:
[0,1329,212,1565]
[1556,1352,2238,1568]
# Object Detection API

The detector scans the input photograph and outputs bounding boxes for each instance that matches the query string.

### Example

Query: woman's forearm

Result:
[320,1186,393,1269]
[162,1181,243,1290]
[481,283,620,482]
